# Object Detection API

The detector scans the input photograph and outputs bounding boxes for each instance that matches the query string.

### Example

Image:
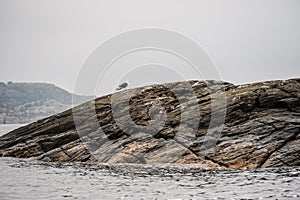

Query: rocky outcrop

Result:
[0,79,299,169]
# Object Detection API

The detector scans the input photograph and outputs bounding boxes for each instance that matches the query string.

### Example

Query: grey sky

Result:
[1,0,300,95]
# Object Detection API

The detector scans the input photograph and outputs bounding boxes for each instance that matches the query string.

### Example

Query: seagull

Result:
[116,80,131,90]
[232,96,241,102]
[191,81,201,88]
[159,107,166,114]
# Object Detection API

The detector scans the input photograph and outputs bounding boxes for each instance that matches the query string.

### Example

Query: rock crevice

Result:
[0,79,299,169]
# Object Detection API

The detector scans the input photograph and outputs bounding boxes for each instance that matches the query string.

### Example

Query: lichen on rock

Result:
[0,79,299,169]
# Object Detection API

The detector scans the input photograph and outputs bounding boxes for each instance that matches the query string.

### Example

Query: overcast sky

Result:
[0,0,300,95]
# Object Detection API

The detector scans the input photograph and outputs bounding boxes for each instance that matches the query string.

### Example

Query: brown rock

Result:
[0,79,299,169]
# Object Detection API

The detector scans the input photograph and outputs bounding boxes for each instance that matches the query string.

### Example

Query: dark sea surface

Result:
[0,125,299,200]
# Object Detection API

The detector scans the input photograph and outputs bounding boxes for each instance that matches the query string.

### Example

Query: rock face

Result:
[0,79,299,169]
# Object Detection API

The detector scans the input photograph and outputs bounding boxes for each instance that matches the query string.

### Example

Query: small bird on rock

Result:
[191,81,201,88]
[116,80,131,90]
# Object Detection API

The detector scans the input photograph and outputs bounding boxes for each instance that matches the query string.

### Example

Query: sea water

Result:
[0,125,299,200]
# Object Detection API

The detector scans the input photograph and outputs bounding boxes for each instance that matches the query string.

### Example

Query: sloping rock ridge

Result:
[0,79,299,169]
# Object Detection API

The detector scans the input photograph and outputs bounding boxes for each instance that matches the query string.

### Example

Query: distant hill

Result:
[0,79,299,168]
[0,81,95,124]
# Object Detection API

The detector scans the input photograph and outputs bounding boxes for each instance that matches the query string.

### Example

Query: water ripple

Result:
[0,157,299,200]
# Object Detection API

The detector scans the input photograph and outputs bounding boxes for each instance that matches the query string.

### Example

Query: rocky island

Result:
[0,82,94,124]
[0,79,299,169]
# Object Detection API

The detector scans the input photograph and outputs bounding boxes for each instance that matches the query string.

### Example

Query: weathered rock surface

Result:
[0,79,299,169]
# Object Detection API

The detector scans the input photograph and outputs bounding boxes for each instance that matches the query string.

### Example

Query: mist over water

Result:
[0,1,300,199]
